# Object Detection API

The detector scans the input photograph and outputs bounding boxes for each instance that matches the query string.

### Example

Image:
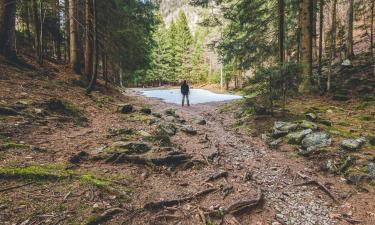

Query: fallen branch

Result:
[295,177,338,203]
[144,188,218,210]
[0,182,34,193]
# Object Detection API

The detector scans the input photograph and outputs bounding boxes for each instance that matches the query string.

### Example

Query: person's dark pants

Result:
[182,94,190,106]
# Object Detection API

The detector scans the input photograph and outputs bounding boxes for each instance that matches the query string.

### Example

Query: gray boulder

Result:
[299,132,331,156]
[286,129,312,145]
[272,121,298,138]
[341,138,366,151]
[181,125,197,135]
[159,122,177,136]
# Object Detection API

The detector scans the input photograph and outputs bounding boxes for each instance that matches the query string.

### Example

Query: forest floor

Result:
[0,55,375,225]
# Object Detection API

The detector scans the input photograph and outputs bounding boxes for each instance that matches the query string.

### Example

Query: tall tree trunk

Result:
[32,0,43,64]
[332,0,337,59]
[346,0,354,59]
[69,0,80,73]
[0,0,17,59]
[279,0,286,106]
[86,0,98,93]
[312,0,318,61]
[327,0,337,92]
[84,0,93,78]
[55,0,62,62]
[299,0,313,92]
[318,0,324,91]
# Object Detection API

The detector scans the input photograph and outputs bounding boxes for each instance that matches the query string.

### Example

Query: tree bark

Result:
[84,0,93,78]
[0,0,17,59]
[32,0,43,64]
[327,0,337,92]
[318,0,324,91]
[299,0,313,93]
[86,0,98,94]
[346,0,354,59]
[69,0,80,73]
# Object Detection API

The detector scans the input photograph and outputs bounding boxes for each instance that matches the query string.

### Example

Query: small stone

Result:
[139,130,151,137]
[305,113,317,121]
[119,104,133,114]
[342,59,351,66]
[111,142,151,154]
[140,108,151,114]
[369,137,375,146]
[196,119,206,125]
[158,122,177,136]
[367,163,375,177]
[181,125,197,135]
[270,138,283,149]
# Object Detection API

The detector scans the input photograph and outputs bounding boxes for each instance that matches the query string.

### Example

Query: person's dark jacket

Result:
[181,83,189,95]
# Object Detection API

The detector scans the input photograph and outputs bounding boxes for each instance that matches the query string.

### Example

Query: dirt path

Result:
[123,90,375,225]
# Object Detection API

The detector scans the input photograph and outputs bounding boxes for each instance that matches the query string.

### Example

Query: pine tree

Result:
[175,11,193,80]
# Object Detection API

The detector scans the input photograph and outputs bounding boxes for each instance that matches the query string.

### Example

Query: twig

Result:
[0,182,34,192]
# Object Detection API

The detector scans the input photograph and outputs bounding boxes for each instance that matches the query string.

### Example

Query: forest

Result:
[0,0,375,224]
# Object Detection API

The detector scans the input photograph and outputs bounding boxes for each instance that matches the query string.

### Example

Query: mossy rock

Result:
[286,129,312,145]
[110,142,151,155]
[300,120,318,130]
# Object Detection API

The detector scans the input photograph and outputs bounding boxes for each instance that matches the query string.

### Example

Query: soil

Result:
[0,57,375,225]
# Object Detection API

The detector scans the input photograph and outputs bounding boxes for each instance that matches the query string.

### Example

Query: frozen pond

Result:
[139,89,242,105]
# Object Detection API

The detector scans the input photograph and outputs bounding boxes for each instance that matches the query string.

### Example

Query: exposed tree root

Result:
[295,174,338,203]
[85,208,124,225]
[206,171,228,182]
[206,190,263,219]
[144,188,218,210]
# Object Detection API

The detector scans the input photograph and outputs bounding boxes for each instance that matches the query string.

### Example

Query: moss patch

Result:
[80,175,111,188]
[0,142,29,151]
[0,164,71,180]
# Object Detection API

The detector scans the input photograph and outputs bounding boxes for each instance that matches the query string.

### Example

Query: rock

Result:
[367,163,375,177]
[261,133,272,143]
[196,118,206,125]
[149,118,161,125]
[107,128,133,137]
[341,138,366,151]
[321,160,337,174]
[34,108,44,115]
[181,125,197,135]
[272,121,298,138]
[341,59,351,66]
[300,120,318,130]
[317,118,332,126]
[305,113,317,121]
[269,138,282,149]
[165,116,177,123]
[272,129,288,138]
[119,104,133,114]
[110,142,151,154]
[141,108,151,114]
[69,151,89,164]
[339,156,356,173]
[139,130,151,137]
[286,129,313,145]
[369,137,375,146]
[152,112,162,118]
[158,123,177,136]
[300,132,331,156]
[0,106,19,116]
[165,108,176,117]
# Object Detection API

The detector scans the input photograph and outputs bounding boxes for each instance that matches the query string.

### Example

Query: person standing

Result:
[181,80,190,107]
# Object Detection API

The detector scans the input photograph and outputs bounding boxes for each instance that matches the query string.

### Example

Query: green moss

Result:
[0,164,71,180]
[80,175,111,188]
[328,127,355,138]
[359,115,373,121]
[0,142,29,150]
